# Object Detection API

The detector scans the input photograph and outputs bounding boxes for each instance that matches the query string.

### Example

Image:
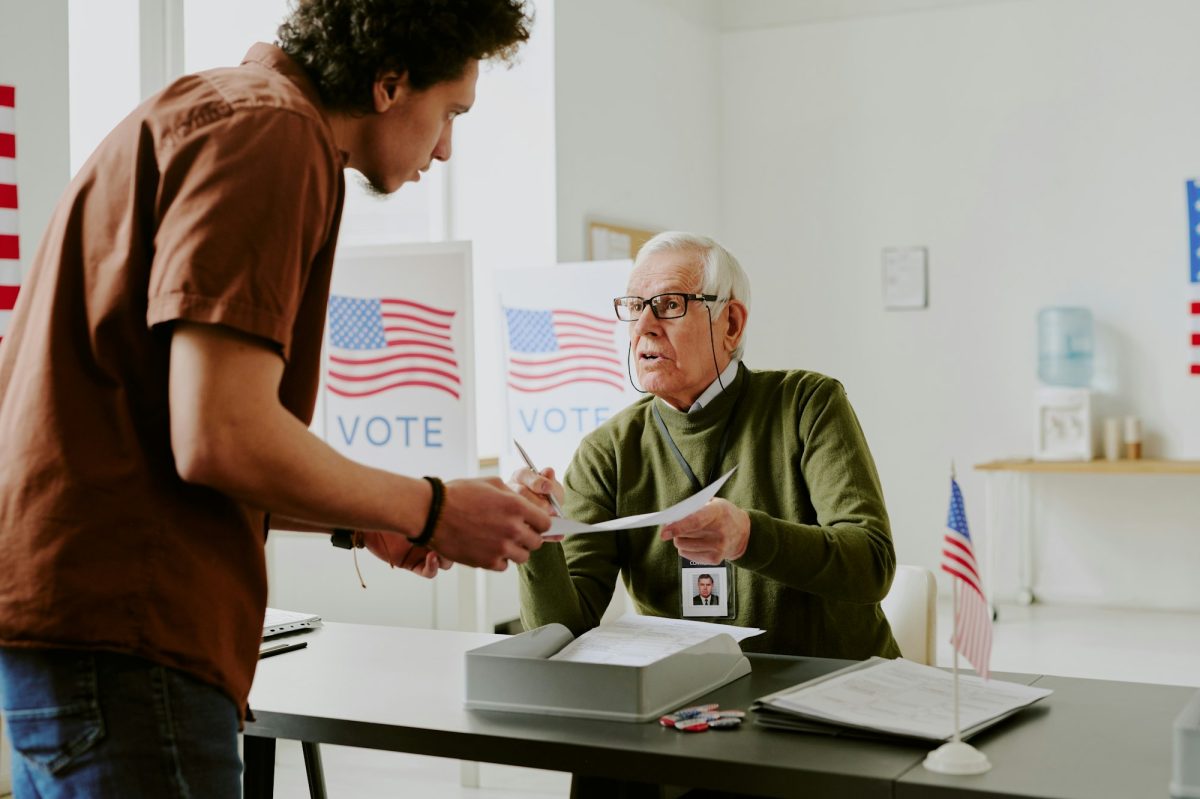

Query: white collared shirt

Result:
[658,359,741,415]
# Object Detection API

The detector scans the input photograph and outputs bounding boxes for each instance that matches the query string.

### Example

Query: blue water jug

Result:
[1037,307,1093,387]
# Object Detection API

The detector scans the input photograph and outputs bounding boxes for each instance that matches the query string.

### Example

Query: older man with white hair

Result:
[513,231,899,660]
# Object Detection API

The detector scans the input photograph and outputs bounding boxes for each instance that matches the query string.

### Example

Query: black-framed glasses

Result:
[613,293,719,321]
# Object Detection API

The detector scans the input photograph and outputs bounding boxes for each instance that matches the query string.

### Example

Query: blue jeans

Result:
[0,647,242,798]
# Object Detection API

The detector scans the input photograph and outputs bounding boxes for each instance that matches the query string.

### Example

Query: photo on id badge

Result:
[681,566,730,618]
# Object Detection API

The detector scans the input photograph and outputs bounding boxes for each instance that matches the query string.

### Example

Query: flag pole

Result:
[952,581,961,744]
[924,468,992,775]
[950,460,961,743]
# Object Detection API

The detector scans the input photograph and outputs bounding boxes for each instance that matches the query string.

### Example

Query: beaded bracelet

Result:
[408,476,444,547]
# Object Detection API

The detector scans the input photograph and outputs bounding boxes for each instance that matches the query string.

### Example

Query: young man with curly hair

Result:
[0,1,539,795]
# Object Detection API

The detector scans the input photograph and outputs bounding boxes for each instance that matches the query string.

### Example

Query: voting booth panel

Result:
[268,243,475,631]
[495,259,638,481]
[490,260,640,627]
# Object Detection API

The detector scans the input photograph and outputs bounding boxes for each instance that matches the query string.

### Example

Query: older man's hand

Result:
[659,498,750,564]
[507,467,566,542]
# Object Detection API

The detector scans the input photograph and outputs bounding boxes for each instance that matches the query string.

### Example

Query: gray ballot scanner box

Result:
[1173,688,1200,799]
[464,623,751,722]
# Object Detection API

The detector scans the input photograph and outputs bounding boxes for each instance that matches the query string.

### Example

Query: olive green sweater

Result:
[518,365,900,660]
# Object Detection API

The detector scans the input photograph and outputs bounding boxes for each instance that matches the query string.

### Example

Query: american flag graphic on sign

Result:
[0,85,19,345]
[326,295,461,400]
[504,307,624,393]
[1186,179,1200,375]
[941,477,992,680]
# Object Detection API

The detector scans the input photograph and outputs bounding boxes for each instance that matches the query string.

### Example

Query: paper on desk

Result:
[546,467,736,537]
[549,613,763,667]
[759,657,1052,741]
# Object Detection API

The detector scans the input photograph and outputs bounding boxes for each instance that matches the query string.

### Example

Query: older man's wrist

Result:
[729,510,755,562]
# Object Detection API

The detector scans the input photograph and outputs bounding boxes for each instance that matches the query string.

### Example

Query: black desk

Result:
[243,622,1192,799]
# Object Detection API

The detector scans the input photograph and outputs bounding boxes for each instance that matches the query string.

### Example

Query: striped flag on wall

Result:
[1185,179,1200,375]
[503,307,624,393]
[941,477,992,680]
[326,295,462,400]
[0,84,18,345]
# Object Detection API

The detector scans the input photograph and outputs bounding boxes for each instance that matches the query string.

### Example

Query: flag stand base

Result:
[923,740,992,775]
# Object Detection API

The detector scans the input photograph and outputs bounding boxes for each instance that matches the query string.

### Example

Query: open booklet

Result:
[465,614,761,721]
[546,467,736,537]
[753,656,1052,743]
[548,613,764,666]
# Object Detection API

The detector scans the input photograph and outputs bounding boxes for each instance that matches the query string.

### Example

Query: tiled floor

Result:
[269,601,1200,798]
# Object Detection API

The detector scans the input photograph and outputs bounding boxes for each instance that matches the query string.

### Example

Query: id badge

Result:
[679,558,735,619]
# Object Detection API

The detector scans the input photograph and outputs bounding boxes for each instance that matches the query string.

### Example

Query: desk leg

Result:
[243,735,275,799]
[302,741,328,799]
[1017,474,1035,605]
[984,472,996,620]
[460,761,480,787]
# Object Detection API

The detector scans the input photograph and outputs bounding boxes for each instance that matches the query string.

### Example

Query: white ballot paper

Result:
[549,613,764,667]
[755,657,1052,742]
[546,467,736,538]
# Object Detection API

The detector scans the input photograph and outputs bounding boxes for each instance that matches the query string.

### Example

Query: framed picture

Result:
[1033,387,1092,461]
[587,220,657,261]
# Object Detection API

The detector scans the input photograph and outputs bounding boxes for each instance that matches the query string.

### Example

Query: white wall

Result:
[554,0,722,262]
[717,0,1200,606]
[68,0,139,175]
[453,0,558,461]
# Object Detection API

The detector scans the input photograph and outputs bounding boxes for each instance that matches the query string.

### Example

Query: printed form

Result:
[764,657,1052,741]
[546,468,736,537]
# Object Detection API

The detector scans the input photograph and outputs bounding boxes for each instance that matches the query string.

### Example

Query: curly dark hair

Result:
[278,0,531,113]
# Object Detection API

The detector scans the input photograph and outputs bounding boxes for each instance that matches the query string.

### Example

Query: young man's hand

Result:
[361,531,452,578]
[430,478,550,570]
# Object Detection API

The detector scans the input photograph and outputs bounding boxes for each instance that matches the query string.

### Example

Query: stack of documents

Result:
[549,614,763,666]
[753,657,1052,743]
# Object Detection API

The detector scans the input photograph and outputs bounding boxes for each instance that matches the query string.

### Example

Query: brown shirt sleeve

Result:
[146,104,337,359]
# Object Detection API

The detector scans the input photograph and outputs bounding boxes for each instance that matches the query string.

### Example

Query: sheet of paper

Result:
[767,657,1051,740]
[549,613,763,666]
[546,467,736,537]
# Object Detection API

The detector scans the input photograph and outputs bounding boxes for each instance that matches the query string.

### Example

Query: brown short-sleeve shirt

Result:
[0,44,345,714]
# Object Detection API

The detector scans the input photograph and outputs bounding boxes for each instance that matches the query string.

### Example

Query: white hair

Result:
[633,231,751,360]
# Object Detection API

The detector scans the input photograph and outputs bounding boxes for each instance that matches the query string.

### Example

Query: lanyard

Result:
[652,377,744,494]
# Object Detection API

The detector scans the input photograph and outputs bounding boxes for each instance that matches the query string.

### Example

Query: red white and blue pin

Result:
[658,704,745,732]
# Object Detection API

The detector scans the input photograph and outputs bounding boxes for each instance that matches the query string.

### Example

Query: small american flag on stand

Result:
[326,295,461,400]
[0,84,19,346]
[503,307,623,393]
[941,476,992,680]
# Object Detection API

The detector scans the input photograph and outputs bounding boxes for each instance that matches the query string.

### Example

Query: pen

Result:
[259,640,308,659]
[512,439,564,516]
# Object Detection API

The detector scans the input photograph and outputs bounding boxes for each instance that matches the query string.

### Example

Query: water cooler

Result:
[1033,307,1094,461]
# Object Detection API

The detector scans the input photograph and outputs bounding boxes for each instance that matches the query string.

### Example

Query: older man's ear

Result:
[721,300,749,354]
